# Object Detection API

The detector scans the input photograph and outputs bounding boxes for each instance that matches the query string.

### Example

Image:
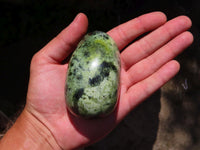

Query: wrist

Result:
[0,109,61,150]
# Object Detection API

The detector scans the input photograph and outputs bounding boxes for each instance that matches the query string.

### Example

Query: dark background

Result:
[0,0,199,149]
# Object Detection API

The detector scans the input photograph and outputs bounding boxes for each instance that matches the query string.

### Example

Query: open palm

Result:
[25,12,193,149]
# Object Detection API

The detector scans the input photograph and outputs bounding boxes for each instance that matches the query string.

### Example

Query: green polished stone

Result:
[65,31,120,118]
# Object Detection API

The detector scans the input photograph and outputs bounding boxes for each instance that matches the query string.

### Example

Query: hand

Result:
[4,12,193,150]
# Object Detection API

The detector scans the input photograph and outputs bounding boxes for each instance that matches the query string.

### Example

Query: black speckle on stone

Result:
[67,87,71,92]
[78,64,83,69]
[73,56,79,62]
[102,34,109,40]
[76,75,83,80]
[73,68,78,75]
[111,65,117,72]
[82,42,91,48]
[100,61,110,68]
[83,43,87,48]
[102,70,110,77]
[88,61,118,87]
[83,51,90,57]
[100,61,117,73]
[70,62,74,67]
[68,70,72,76]
[77,44,81,49]
[73,88,84,101]
[89,75,102,86]
[71,88,85,116]
[100,63,110,78]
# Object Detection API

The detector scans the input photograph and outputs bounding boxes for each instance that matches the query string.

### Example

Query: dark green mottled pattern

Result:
[65,31,120,118]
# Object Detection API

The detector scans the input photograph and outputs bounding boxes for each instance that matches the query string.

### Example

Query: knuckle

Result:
[30,51,45,68]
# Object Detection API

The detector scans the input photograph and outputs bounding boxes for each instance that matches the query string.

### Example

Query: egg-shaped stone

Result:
[65,31,120,118]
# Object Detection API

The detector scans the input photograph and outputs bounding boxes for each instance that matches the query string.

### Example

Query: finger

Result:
[121,16,192,70]
[118,60,180,119]
[107,12,167,50]
[40,13,88,63]
[126,31,193,89]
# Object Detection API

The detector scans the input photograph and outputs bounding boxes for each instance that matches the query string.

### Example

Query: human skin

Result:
[0,12,193,150]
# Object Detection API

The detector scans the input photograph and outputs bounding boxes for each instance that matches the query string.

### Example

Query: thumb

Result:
[39,13,88,63]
